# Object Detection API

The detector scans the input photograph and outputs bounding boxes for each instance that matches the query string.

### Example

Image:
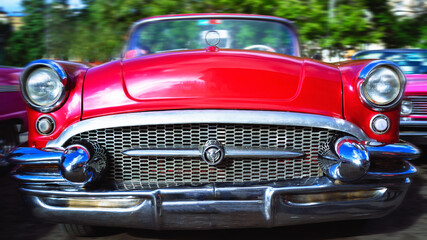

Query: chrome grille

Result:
[408,96,427,116]
[68,124,340,186]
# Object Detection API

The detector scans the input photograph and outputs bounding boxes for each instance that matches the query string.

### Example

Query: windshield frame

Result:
[123,14,301,58]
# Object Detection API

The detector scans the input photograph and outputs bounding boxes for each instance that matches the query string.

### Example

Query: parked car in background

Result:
[353,49,427,145]
[0,67,26,169]
[5,14,420,236]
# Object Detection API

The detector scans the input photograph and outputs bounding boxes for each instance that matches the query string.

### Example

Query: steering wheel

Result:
[244,44,276,52]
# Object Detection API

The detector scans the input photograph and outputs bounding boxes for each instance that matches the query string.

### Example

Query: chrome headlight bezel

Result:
[400,99,413,116]
[20,60,68,113]
[358,60,406,111]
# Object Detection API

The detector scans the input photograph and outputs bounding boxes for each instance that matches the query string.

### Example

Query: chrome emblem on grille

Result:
[202,140,225,165]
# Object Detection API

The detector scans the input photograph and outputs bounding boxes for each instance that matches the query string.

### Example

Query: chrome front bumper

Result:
[6,140,420,229]
[22,177,410,230]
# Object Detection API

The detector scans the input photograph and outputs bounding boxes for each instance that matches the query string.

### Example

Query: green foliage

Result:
[5,0,46,66]
[325,1,382,50]
[415,23,427,49]
[3,0,425,65]
[45,1,76,60]
[364,0,424,48]
[0,22,13,65]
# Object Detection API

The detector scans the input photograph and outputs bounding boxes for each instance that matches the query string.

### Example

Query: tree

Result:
[0,21,12,65]
[274,0,381,58]
[325,1,381,51]
[45,0,76,60]
[5,0,46,66]
[364,0,423,48]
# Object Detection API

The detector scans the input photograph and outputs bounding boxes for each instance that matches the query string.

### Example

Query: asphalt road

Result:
[1,148,427,240]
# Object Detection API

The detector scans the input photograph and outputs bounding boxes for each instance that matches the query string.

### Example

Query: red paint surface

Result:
[82,50,343,120]
[26,61,89,148]
[26,54,403,148]
[338,60,400,143]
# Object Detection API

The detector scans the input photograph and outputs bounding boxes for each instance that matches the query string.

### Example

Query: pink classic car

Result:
[0,67,26,167]
[353,49,427,145]
[5,14,420,236]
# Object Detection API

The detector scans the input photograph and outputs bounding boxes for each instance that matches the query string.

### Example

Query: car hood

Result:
[82,50,343,119]
[123,50,302,101]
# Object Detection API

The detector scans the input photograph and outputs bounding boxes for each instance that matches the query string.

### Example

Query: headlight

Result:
[21,60,68,112]
[359,61,406,110]
[363,67,400,105]
[401,100,413,116]
[26,68,64,106]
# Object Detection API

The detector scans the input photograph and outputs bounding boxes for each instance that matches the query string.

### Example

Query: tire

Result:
[61,223,105,237]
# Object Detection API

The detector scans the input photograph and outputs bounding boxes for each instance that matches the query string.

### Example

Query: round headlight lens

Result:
[26,67,64,106]
[363,67,401,105]
[401,100,413,116]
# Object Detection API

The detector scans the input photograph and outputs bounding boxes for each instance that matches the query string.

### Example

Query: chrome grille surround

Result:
[68,123,341,185]
[44,110,369,187]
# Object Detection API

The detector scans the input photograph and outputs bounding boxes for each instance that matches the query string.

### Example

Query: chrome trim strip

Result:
[365,141,420,161]
[0,85,20,93]
[225,147,304,159]
[365,161,417,179]
[400,120,427,126]
[13,173,65,182]
[6,147,62,164]
[126,14,301,57]
[404,96,427,99]
[46,110,373,147]
[122,146,304,159]
[122,148,200,158]
[358,60,407,111]
[400,131,427,136]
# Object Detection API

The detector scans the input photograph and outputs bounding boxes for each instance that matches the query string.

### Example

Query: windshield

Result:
[354,51,427,74]
[125,18,297,58]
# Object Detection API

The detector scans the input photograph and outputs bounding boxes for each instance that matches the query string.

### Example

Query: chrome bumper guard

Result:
[5,141,419,229]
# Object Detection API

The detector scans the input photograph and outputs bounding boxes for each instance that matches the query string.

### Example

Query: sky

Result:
[0,0,85,13]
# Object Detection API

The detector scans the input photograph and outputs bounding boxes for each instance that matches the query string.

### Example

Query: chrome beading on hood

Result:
[46,110,373,148]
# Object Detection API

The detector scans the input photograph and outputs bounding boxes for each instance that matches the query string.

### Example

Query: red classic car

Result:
[5,14,420,236]
[353,49,427,145]
[0,67,26,168]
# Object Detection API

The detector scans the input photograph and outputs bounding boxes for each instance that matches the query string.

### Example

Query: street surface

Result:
[1,147,427,240]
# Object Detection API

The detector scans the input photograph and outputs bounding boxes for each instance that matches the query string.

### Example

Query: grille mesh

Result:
[68,124,340,186]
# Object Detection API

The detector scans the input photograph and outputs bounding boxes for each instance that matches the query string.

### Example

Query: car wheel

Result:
[61,223,117,237]
[0,123,18,157]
